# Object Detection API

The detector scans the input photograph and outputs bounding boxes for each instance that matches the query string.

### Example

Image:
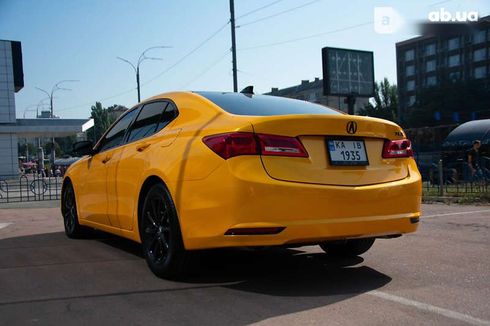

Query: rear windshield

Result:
[196,91,341,116]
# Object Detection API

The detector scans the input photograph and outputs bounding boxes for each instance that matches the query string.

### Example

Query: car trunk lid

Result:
[251,114,410,186]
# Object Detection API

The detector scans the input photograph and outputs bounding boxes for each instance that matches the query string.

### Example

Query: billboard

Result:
[322,47,374,97]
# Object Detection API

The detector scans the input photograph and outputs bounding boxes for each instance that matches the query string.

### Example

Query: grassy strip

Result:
[423,188,490,204]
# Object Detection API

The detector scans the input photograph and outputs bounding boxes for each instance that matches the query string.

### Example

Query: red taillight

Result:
[202,133,258,159]
[202,132,308,159]
[382,139,413,158]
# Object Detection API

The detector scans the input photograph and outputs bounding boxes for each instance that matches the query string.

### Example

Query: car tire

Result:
[319,238,375,257]
[140,183,189,279]
[61,181,92,238]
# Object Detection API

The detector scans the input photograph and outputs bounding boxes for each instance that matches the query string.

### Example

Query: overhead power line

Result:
[180,51,230,89]
[236,0,286,20]
[141,22,229,87]
[236,0,321,28]
[239,21,372,50]
[428,0,453,7]
[58,21,229,112]
[47,0,453,114]
[57,87,136,112]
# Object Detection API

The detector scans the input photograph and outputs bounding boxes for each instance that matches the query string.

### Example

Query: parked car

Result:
[62,91,421,278]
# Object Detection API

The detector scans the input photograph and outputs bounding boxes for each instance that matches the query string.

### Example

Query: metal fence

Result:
[423,159,489,196]
[0,174,62,203]
[1,158,488,204]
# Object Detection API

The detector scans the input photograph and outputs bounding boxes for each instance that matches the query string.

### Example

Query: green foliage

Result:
[86,102,118,143]
[44,141,61,156]
[18,142,37,157]
[55,135,77,156]
[358,78,398,121]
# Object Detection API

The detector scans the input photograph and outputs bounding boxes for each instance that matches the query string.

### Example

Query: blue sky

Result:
[1,0,489,119]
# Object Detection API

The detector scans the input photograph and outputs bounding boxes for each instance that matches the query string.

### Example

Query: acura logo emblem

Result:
[346,121,357,134]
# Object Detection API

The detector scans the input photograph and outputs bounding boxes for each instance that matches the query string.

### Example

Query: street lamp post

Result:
[36,99,50,118]
[117,46,170,102]
[22,99,50,162]
[36,80,78,119]
[36,80,78,168]
[23,98,49,119]
[20,105,36,161]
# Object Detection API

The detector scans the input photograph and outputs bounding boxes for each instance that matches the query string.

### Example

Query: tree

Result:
[18,142,37,158]
[359,78,398,121]
[55,135,77,157]
[44,141,61,157]
[406,77,490,128]
[86,102,118,143]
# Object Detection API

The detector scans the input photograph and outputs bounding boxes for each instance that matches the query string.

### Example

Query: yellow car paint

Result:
[64,91,421,250]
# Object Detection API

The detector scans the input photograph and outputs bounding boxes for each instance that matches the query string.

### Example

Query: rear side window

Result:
[127,102,168,143]
[126,101,179,143]
[98,108,139,152]
[197,92,341,116]
[156,102,178,132]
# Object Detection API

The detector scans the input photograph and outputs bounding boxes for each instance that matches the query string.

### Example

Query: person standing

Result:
[467,140,481,179]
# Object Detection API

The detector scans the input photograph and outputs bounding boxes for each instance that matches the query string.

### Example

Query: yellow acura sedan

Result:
[62,91,421,278]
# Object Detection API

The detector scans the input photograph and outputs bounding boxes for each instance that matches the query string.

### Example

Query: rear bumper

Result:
[172,157,422,250]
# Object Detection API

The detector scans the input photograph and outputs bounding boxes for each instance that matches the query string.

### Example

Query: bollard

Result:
[438,159,444,196]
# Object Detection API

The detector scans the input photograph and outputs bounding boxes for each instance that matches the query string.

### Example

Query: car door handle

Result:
[136,143,151,152]
[102,155,111,164]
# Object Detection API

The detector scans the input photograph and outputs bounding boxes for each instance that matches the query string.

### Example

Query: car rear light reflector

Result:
[256,134,308,157]
[203,132,308,159]
[382,139,413,158]
[225,227,286,235]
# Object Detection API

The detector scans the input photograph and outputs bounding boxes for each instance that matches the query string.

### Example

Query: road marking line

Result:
[0,223,12,230]
[368,291,490,326]
[423,210,490,219]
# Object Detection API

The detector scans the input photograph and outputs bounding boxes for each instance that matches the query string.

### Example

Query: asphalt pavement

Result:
[0,202,489,325]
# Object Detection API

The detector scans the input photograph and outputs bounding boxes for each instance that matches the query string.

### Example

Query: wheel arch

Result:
[136,175,175,242]
[60,177,73,213]
[62,176,72,186]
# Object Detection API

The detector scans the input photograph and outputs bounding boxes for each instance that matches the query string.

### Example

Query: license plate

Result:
[327,140,369,166]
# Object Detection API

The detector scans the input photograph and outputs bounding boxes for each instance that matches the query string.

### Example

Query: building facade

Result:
[265,78,368,114]
[0,40,23,176]
[0,39,92,178]
[396,16,490,123]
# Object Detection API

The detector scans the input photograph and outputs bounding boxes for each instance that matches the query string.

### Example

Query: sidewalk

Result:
[0,200,60,210]
[0,203,62,239]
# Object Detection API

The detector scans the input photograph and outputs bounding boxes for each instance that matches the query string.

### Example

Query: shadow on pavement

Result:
[0,232,392,325]
[186,248,390,296]
[95,233,391,297]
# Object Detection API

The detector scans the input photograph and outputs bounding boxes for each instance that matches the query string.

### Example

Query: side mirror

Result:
[73,141,94,156]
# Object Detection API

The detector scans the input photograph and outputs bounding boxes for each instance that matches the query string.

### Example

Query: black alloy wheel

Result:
[61,182,91,238]
[140,183,188,279]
